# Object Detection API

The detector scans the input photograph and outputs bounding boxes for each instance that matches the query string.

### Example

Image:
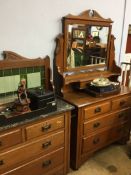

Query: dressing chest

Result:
[0,51,73,175]
[54,10,131,169]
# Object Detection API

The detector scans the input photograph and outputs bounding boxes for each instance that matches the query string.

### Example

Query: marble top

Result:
[0,98,74,132]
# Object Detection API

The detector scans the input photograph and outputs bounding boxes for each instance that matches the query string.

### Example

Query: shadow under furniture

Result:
[54,10,131,170]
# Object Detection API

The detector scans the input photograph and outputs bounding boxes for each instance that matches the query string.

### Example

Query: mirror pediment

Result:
[63,10,113,22]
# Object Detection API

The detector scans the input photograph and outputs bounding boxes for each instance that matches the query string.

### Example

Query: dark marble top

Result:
[0,98,74,132]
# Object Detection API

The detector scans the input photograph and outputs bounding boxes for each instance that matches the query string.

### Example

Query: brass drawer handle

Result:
[42,124,51,132]
[93,138,100,144]
[93,122,100,128]
[95,107,101,113]
[120,100,126,106]
[43,160,51,167]
[0,160,4,166]
[42,141,51,149]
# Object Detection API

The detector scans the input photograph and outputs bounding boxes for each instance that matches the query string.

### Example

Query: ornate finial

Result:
[89,9,94,17]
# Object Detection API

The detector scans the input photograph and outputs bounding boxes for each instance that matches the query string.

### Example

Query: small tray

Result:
[85,86,121,97]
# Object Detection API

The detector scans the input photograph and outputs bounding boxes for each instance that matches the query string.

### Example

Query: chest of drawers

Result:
[0,106,72,175]
[64,86,131,169]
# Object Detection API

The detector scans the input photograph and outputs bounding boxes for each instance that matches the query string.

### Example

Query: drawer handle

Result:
[93,122,100,128]
[93,138,100,144]
[95,107,101,113]
[120,100,126,106]
[43,160,51,167]
[42,124,51,132]
[42,141,51,149]
[0,141,2,146]
[0,160,4,166]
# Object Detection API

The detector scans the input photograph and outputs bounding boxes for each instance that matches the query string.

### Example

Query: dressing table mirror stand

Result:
[54,10,131,170]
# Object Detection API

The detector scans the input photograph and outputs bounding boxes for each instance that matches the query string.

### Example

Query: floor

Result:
[68,142,131,175]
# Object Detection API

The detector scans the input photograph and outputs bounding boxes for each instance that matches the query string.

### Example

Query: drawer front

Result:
[84,101,111,120]
[3,148,64,175]
[82,125,126,154]
[25,115,64,140]
[109,125,127,140]
[83,108,130,135]
[112,96,131,111]
[0,129,22,151]
[0,131,64,173]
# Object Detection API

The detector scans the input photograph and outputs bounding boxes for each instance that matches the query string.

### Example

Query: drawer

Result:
[84,101,111,120]
[109,125,128,140]
[3,148,64,175]
[83,108,130,135]
[0,131,64,173]
[82,125,126,154]
[25,115,64,140]
[112,96,131,111]
[0,129,22,151]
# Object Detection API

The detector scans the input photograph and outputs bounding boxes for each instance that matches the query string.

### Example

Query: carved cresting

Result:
[64,9,113,23]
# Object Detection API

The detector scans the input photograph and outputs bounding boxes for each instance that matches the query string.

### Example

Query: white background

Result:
[0,0,130,66]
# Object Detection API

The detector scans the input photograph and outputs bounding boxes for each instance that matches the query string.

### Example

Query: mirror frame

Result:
[62,10,113,72]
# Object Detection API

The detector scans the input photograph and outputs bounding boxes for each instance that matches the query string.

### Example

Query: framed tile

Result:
[20,67,27,74]
[12,68,20,75]
[0,70,3,77]
[4,69,12,76]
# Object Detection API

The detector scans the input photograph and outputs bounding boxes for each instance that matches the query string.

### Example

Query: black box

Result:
[27,89,57,112]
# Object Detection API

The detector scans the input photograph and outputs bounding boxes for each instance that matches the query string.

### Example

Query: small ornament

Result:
[89,9,94,17]
[14,78,30,112]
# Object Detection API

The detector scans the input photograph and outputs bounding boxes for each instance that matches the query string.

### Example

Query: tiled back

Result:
[0,66,45,103]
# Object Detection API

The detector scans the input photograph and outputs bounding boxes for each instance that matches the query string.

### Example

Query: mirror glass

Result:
[67,24,109,68]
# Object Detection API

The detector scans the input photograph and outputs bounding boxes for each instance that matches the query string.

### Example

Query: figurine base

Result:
[14,100,30,112]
